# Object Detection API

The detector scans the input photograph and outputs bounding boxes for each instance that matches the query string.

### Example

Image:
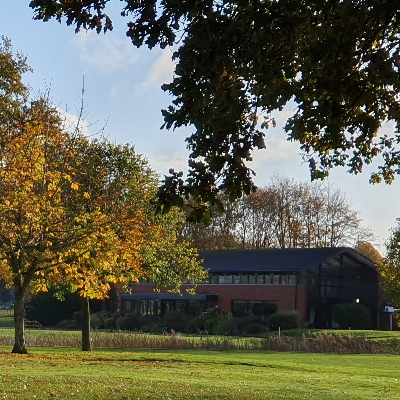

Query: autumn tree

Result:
[0,39,204,353]
[30,1,400,219]
[51,139,205,351]
[0,96,84,352]
[355,241,383,267]
[379,221,400,309]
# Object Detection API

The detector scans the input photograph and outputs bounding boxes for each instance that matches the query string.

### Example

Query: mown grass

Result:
[0,347,399,399]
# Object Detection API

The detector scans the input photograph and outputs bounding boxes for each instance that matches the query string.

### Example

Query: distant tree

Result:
[30,1,400,220]
[355,241,383,266]
[182,175,371,250]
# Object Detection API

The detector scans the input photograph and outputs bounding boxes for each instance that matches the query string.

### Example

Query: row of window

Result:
[209,273,297,285]
[137,273,297,285]
[123,298,278,319]
[232,300,278,318]
[124,299,214,316]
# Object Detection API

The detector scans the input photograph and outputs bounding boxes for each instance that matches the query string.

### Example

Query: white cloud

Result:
[69,30,138,74]
[137,48,175,93]
[57,107,90,137]
[148,151,188,178]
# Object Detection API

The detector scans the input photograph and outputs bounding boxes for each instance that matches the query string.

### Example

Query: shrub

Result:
[213,317,240,336]
[141,322,163,334]
[72,311,82,327]
[236,316,267,335]
[333,303,371,330]
[185,316,205,334]
[269,311,301,331]
[246,322,268,335]
[163,310,191,333]
[90,314,104,329]
[55,319,77,330]
[104,318,116,330]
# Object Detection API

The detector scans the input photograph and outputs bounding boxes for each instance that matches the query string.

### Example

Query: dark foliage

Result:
[332,303,371,330]
[29,1,400,221]
[269,311,301,331]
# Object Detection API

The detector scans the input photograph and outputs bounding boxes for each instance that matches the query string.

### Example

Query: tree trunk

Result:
[12,290,27,354]
[80,296,92,352]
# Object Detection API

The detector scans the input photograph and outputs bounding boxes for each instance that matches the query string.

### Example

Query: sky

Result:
[1,2,400,252]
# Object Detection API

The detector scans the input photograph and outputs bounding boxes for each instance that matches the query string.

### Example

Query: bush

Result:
[269,311,301,331]
[246,322,268,335]
[213,317,240,336]
[90,314,104,329]
[72,311,82,327]
[104,318,116,330]
[333,303,371,330]
[185,316,205,334]
[163,310,191,333]
[235,316,266,335]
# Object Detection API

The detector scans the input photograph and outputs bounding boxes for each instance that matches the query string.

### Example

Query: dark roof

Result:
[199,247,376,273]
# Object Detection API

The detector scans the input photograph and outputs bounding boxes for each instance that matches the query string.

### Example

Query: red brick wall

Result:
[129,284,308,323]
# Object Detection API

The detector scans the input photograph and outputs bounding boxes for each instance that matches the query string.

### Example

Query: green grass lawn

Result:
[0,347,399,399]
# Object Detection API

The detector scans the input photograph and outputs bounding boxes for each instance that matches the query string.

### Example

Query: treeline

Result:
[182,175,371,250]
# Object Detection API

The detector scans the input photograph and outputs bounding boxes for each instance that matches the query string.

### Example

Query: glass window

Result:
[176,300,187,313]
[264,274,272,284]
[272,274,280,284]
[248,274,256,284]
[257,274,264,284]
[264,301,278,317]
[225,275,233,284]
[288,274,296,284]
[133,300,141,314]
[240,274,248,284]
[211,274,219,284]
[218,275,226,284]
[249,301,263,316]
[141,300,147,315]
[281,275,289,284]
[189,300,203,316]
[125,300,132,310]
[233,275,240,284]
[232,301,248,317]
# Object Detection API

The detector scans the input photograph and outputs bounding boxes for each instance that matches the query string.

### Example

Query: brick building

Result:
[120,247,379,329]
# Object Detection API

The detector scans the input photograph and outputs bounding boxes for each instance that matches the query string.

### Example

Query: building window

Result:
[232,300,278,318]
[257,274,264,284]
[264,274,272,284]
[125,300,132,310]
[233,275,241,284]
[272,274,280,284]
[211,274,219,284]
[288,274,296,284]
[248,274,256,284]
[232,300,248,317]
[240,274,248,284]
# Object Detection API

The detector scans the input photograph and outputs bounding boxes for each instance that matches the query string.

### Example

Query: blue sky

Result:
[1,1,399,250]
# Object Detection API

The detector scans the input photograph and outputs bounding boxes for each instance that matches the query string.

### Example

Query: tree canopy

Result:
[0,37,205,353]
[380,220,400,309]
[30,1,400,220]
[182,175,371,250]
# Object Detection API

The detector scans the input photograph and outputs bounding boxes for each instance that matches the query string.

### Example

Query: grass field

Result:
[0,347,399,399]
